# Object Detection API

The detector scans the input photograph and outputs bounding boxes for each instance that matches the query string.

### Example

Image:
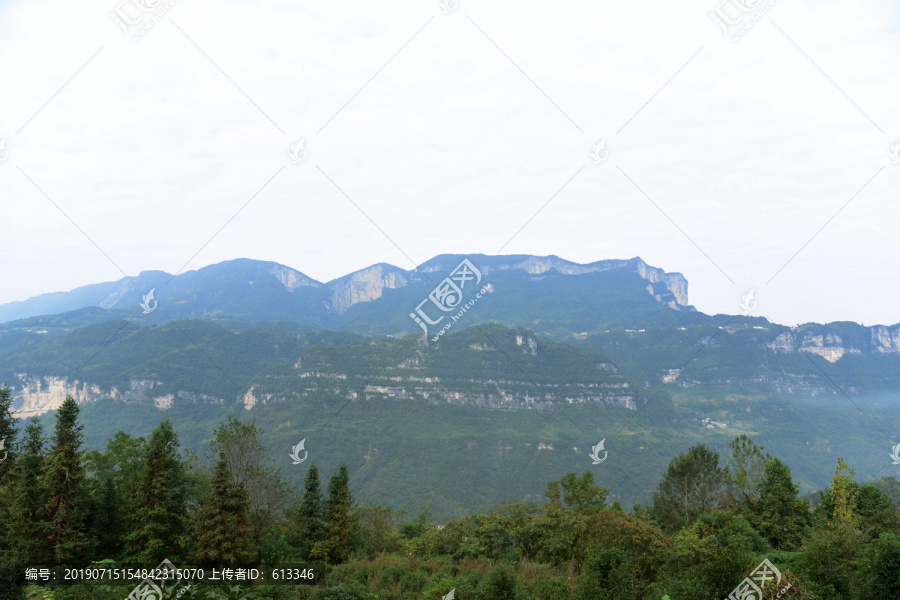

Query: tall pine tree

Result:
[0,384,17,479]
[0,383,19,564]
[43,396,88,563]
[296,462,326,560]
[125,418,189,563]
[325,464,355,564]
[84,430,144,560]
[10,419,51,565]
[194,452,253,566]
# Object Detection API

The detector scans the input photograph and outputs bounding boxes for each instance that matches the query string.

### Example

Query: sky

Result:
[0,0,898,327]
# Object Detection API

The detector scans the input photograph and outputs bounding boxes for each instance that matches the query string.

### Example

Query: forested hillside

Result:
[2,387,900,599]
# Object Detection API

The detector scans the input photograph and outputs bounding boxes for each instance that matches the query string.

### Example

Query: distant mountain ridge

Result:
[1,256,899,521]
[0,255,693,328]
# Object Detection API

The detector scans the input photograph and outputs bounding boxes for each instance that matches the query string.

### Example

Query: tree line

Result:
[1,386,900,599]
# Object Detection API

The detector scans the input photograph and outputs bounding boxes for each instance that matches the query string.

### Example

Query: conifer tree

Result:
[10,419,51,565]
[0,384,17,479]
[194,452,253,566]
[43,396,88,562]
[85,430,144,559]
[125,418,189,563]
[325,464,355,564]
[0,383,19,563]
[296,462,326,560]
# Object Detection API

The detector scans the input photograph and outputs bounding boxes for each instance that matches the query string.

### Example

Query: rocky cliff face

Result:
[10,374,225,419]
[12,375,102,418]
[329,255,691,314]
[98,280,137,310]
[269,264,321,291]
[634,260,689,307]
[327,264,409,314]
[240,327,639,412]
[270,370,637,411]
[872,325,900,354]
[454,255,690,308]
[764,327,899,363]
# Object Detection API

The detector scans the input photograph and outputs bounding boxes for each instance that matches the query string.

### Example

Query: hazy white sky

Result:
[0,0,898,326]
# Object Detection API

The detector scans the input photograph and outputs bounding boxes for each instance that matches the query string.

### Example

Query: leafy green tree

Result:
[324,464,356,564]
[858,484,895,517]
[208,417,292,545]
[829,458,862,538]
[545,478,562,505]
[516,490,579,566]
[871,475,900,510]
[725,434,770,509]
[354,504,403,556]
[856,484,900,541]
[748,457,811,550]
[476,562,528,600]
[194,452,254,566]
[799,458,866,599]
[816,478,899,542]
[43,396,88,562]
[547,471,608,514]
[860,532,900,599]
[652,444,727,532]
[575,547,640,600]
[9,419,51,565]
[125,418,189,563]
[576,509,671,583]
[798,530,856,600]
[400,507,434,540]
[657,512,766,600]
[530,576,569,600]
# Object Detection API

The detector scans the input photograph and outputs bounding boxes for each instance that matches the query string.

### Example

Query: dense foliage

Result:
[1,392,899,599]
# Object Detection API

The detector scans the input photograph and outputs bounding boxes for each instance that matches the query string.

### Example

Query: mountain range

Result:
[1,255,898,520]
[0,255,692,332]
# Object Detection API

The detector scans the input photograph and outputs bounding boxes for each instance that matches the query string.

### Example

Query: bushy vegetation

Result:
[1,385,899,599]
